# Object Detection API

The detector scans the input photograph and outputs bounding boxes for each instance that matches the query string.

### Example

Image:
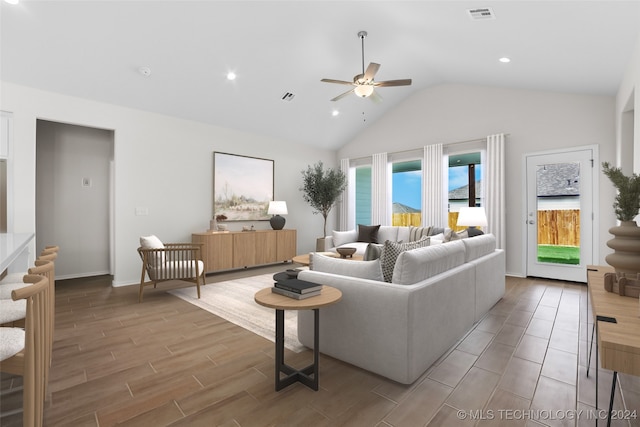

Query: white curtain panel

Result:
[486,133,506,249]
[372,152,389,225]
[423,144,445,227]
[339,158,350,231]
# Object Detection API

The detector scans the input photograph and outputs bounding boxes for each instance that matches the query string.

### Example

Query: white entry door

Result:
[525,148,595,283]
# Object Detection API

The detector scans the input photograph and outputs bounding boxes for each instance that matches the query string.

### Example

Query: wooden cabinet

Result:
[192,229,296,273]
[192,232,233,272]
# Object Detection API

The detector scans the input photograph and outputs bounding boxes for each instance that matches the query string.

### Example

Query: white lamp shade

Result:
[267,201,288,215]
[456,207,488,227]
[354,85,374,98]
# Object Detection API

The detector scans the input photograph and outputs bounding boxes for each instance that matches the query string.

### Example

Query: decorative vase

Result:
[316,237,326,252]
[605,220,640,275]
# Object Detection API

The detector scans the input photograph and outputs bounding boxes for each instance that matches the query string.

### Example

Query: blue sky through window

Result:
[392,164,483,211]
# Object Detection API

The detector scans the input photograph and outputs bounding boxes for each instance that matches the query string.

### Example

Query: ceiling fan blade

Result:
[374,79,412,87]
[321,78,355,86]
[369,90,383,104]
[331,88,355,102]
[363,63,380,82]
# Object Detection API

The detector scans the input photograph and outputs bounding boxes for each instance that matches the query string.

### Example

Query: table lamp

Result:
[456,207,487,237]
[268,201,288,230]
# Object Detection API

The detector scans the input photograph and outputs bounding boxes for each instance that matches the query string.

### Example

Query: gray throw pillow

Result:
[363,243,384,261]
[379,236,430,282]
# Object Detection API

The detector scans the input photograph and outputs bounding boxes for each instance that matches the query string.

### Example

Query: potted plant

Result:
[300,162,347,250]
[602,162,640,276]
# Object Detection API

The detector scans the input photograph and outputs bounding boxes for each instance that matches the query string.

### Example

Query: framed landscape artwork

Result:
[213,152,274,221]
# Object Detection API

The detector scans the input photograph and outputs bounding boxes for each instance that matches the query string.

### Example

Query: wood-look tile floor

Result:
[1,268,639,426]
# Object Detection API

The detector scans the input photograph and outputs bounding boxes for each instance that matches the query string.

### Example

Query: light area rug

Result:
[168,273,306,353]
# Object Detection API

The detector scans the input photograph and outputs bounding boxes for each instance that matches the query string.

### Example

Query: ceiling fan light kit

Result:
[321,30,412,102]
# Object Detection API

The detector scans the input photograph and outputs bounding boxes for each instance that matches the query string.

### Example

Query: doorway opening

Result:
[36,120,114,280]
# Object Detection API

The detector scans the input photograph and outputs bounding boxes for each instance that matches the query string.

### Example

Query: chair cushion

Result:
[310,253,384,281]
[0,299,26,324]
[147,260,204,281]
[0,282,29,299]
[0,273,25,285]
[357,224,381,243]
[379,236,431,282]
[0,327,25,362]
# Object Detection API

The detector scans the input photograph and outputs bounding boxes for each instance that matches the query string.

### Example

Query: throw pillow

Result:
[409,226,431,242]
[310,253,384,281]
[363,243,384,261]
[445,229,469,242]
[379,236,430,282]
[140,235,165,266]
[428,227,445,236]
[357,224,381,243]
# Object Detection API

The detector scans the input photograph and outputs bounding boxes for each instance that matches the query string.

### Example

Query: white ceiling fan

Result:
[321,30,412,103]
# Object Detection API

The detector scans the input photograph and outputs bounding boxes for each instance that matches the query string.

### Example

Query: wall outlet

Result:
[135,207,149,216]
[82,177,91,187]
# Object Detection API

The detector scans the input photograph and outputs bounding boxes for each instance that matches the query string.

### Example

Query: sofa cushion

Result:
[310,253,384,281]
[462,233,496,262]
[392,239,466,285]
[357,224,381,243]
[377,226,398,243]
[332,229,358,248]
[380,236,430,282]
[397,226,411,242]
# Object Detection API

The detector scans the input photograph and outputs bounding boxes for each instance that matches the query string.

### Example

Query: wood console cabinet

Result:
[192,229,297,273]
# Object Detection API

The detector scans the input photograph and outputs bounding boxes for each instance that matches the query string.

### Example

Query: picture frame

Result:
[213,152,274,221]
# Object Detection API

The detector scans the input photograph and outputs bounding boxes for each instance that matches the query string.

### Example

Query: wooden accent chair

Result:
[137,235,205,302]
[0,274,50,427]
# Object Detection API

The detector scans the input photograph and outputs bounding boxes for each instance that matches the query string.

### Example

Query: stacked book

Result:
[272,279,322,300]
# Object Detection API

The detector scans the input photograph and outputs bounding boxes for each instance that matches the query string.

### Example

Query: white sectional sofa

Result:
[322,225,446,256]
[297,233,505,384]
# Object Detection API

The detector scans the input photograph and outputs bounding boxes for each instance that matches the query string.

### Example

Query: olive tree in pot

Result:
[602,162,640,278]
[300,162,347,251]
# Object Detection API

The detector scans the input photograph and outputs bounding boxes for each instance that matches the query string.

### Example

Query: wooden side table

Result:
[586,265,640,426]
[254,285,342,391]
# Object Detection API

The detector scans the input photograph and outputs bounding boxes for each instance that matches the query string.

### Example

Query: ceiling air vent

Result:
[467,7,495,20]
[281,92,295,102]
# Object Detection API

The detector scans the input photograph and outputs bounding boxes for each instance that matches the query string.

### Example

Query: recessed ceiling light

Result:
[499,57,511,63]
[332,110,340,117]
[4,0,20,5]
[226,72,236,81]
[138,67,151,77]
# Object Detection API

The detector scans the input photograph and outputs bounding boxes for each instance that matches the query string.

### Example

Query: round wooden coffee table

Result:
[254,285,342,391]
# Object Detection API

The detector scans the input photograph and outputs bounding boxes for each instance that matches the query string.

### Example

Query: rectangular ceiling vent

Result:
[467,8,495,20]
[281,92,296,102]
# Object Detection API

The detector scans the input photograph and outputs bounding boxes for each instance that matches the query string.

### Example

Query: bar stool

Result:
[0,274,50,427]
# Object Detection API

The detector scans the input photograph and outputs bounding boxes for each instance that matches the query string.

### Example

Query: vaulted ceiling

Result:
[1,1,639,150]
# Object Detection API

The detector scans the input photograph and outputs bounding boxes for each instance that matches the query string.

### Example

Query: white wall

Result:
[615,31,639,175]
[1,82,337,286]
[338,83,616,277]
